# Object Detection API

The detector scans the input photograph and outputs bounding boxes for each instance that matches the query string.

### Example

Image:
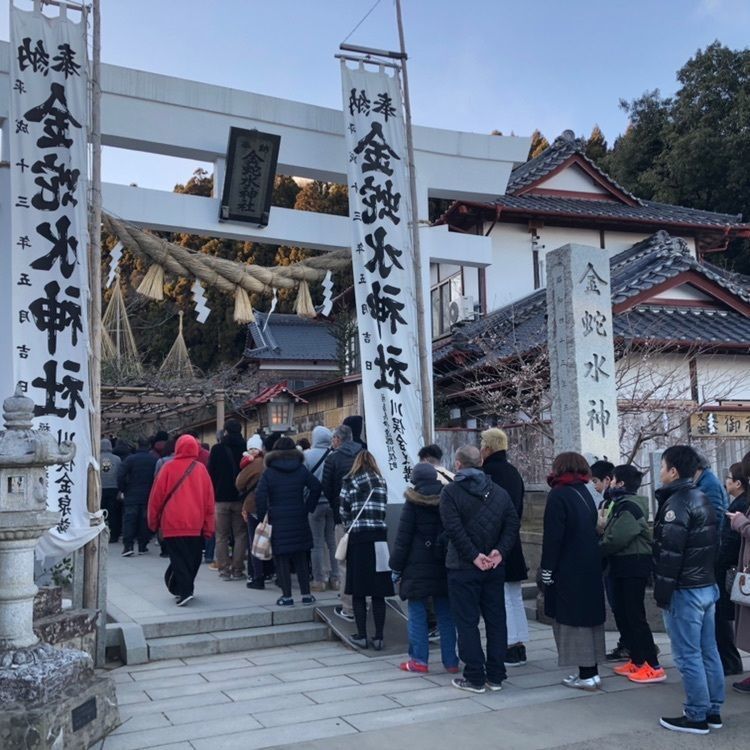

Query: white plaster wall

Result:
[538,165,607,193]
[616,352,692,402]
[463,267,480,303]
[601,230,652,255]
[696,355,750,401]
[651,285,713,302]
[484,223,535,311]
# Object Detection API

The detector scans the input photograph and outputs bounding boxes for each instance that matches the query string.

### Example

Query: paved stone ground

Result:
[106,545,341,624]
[96,619,750,750]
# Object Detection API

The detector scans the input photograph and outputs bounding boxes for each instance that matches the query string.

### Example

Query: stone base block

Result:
[33,586,62,620]
[34,609,98,659]
[0,671,119,750]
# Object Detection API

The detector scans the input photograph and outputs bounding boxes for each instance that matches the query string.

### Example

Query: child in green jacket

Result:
[599,465,665,684]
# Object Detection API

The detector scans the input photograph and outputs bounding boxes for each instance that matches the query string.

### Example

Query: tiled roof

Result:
[506,131,641,204]
[443,131,744,232]
[490,194,742,228]
[610,231,750,305]
[244,381,308,407]
[615,306,750,346]
[244,312,337,362]
[434,231,750,369]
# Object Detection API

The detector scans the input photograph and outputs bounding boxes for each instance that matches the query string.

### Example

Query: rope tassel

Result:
[136,264,165,300]
[295,280,316,319]
[233,286,255,324]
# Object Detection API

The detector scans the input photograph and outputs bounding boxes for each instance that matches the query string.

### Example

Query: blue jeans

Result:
[662,585,725,721]
[407,597,458,668]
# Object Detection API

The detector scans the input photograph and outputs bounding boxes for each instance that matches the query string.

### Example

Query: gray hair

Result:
[334,425,353,443]
[455,445,481,468]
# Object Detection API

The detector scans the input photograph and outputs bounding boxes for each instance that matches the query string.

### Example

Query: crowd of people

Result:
[100,419,750,735]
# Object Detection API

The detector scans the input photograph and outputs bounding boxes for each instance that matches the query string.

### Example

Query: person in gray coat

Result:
[101,438,122,542]
[305,426,339,592]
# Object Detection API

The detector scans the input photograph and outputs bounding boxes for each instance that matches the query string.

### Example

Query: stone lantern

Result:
[0,388,118,748]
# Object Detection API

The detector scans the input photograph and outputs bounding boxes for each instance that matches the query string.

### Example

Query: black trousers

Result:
[101,488,122,542]
[611,576,658,667]
[122,504,149,551]
[448,566,507,686]
[275,550,310,598]
[164,536,204,598]
[715,605,744,674]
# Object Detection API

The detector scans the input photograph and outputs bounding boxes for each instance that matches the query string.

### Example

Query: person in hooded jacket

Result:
[541,452,606,692]
[598,464,664,684]
[322,423,364,621]
[147,435,215,606]
[304,426,338,592]
[100,438,122,543]
[238,434,267,589]
[441,445,520,694]
[390,462,458,673]
[255,437,321,606]
[480,428,529,667]
[208,419,247,581]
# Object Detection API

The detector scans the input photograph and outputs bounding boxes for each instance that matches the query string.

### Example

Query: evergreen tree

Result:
[584,125,607,164]
[528,129,549,159]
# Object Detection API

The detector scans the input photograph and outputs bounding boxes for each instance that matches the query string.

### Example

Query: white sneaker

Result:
[562,674,600,691]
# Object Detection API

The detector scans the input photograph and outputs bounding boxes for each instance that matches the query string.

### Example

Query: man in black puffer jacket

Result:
[653,445,723,736]
[440,445,519,694]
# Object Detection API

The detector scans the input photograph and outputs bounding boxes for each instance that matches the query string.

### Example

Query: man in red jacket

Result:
[148,435,216,606]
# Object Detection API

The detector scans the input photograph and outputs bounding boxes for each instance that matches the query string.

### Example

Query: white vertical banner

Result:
[9,3,99,557]
[341,62,422,501]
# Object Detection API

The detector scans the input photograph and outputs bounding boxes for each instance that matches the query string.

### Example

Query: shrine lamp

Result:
[263,392,296,433]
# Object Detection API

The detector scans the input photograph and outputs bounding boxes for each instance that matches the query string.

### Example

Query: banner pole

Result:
[395,0,433,445]
[83,0,105,666]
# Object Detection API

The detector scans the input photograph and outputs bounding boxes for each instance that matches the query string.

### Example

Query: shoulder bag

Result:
[730,565,750,607]
[251,513,273,561]
[335,489,374,561]
[156,461,198,542]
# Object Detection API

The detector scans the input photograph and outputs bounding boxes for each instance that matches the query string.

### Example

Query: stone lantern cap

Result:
[0,387,75,468]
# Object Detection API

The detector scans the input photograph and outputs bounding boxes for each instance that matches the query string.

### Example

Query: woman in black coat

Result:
[540,452,606,691]
[390,463,459,674]
[481,428,529,666]
[255,437,321,606]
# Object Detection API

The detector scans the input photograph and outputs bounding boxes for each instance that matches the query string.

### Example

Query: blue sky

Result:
[4,0,750,190]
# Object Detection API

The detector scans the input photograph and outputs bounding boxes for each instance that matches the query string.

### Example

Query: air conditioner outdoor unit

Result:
[448,295,477,326]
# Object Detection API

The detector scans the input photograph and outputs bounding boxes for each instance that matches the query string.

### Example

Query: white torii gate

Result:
[0,43,530,389]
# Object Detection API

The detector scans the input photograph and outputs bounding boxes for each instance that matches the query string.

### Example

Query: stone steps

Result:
[139,605,316,639]
[146,621,330,660]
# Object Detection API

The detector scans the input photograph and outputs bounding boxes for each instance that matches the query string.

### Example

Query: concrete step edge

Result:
[140,607,317,638]
[146,622,330,661]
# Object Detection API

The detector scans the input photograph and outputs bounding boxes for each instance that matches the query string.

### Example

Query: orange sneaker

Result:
[613,660,640,676]
[628,664,666,683]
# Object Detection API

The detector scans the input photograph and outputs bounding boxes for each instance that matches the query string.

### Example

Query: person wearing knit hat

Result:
[481,427,530,667]
[389,462,459,674]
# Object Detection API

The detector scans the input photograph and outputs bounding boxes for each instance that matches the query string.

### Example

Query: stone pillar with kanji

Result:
[546,244,620,462]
